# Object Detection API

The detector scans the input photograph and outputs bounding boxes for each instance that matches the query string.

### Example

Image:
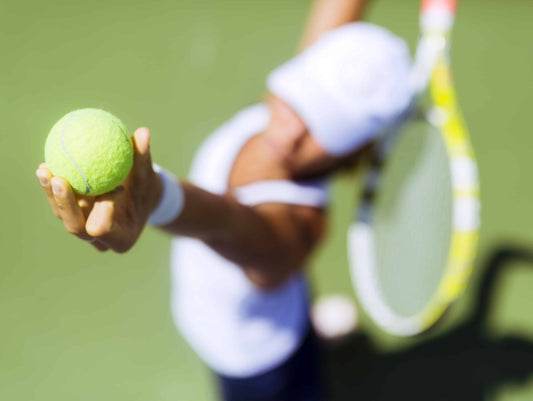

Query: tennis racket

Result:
[348,0,480,336]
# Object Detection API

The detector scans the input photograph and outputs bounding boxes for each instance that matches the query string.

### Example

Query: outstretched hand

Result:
[36,127,162,253]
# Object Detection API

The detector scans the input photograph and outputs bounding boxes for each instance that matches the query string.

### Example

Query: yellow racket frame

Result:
[348,0,480,336]
[417,47,480,329]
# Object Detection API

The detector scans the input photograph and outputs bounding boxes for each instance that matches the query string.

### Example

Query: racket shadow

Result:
[323,244,533,401]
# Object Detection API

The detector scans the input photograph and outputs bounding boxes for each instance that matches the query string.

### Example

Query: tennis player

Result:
[36,1,412,399]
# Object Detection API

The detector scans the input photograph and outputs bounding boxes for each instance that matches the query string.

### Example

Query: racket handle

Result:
[420,0,457,33]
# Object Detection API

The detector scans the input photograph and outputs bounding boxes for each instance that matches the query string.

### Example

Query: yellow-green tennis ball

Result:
[45,108,134,196]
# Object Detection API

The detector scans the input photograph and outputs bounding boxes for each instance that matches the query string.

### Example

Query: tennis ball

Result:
[45,108,134,196]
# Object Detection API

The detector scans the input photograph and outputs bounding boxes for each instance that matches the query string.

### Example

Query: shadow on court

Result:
[323,245,533,401]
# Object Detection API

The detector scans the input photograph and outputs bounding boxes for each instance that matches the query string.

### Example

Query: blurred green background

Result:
[1,0,533,400]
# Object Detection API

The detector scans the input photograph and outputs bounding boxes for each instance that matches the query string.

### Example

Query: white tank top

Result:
[170,104,329,377]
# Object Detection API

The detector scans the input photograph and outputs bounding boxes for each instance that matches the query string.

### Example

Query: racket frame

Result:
[348,0,480,336]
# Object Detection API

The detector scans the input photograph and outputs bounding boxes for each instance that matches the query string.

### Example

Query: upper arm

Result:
[258,202,326,258]
[169,180,329,289]
[224,178,330,288]
[299,0,371,50]
[236,202,327,289]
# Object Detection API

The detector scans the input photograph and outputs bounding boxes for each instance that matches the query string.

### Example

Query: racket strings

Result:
[374,120,452,317]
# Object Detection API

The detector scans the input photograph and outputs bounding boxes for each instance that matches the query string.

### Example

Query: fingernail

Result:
[37,174,48,187]
[52,180,63,195]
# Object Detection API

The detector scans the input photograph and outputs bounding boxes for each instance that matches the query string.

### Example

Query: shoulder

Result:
[188,104,270,191]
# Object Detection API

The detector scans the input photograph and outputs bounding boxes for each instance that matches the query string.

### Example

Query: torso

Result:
[170,104,329,378]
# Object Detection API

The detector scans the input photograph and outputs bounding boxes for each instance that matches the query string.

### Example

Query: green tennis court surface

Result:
[1,0,532,399]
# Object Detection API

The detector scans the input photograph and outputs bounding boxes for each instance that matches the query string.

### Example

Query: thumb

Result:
[133,126,151,157]
[131,127,153,176]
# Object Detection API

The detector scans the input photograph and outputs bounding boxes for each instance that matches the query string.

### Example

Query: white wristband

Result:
[148,164,185,226]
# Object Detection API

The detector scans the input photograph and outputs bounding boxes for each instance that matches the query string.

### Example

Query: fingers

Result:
[36,164,110,252]
[124,127,160,224]
[77,195,95,220]
[131,127,153,181]
[133,126,151,158]
[85,195,115,238]
[88,238,110,252]
[37,146,147,254]
[50,177,94,241]
[36,165,61,218]
[85,187,134,253]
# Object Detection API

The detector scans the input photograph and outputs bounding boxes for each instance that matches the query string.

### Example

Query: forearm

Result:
[299,0,371,50]
[155,181,324,287]
[160,182,240,240]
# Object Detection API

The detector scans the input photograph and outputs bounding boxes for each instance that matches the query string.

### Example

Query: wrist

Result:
[148,164,185,226]
[149,167,163,214]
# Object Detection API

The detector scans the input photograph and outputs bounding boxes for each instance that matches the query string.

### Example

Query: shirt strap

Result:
[233,179,328,207]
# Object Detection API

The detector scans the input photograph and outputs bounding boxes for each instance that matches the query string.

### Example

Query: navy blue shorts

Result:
[216,328,323,401]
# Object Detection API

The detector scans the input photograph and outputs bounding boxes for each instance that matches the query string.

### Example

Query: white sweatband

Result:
[267,22,413,156]
[148,164,185,226]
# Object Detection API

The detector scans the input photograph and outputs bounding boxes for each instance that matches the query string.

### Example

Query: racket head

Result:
[349,106,479,336]
[348,0,480,336]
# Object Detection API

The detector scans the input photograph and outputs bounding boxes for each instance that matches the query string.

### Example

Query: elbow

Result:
[243,247,313,290]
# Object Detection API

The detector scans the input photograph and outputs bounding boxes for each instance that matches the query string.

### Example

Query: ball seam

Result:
[60,112,91,194]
